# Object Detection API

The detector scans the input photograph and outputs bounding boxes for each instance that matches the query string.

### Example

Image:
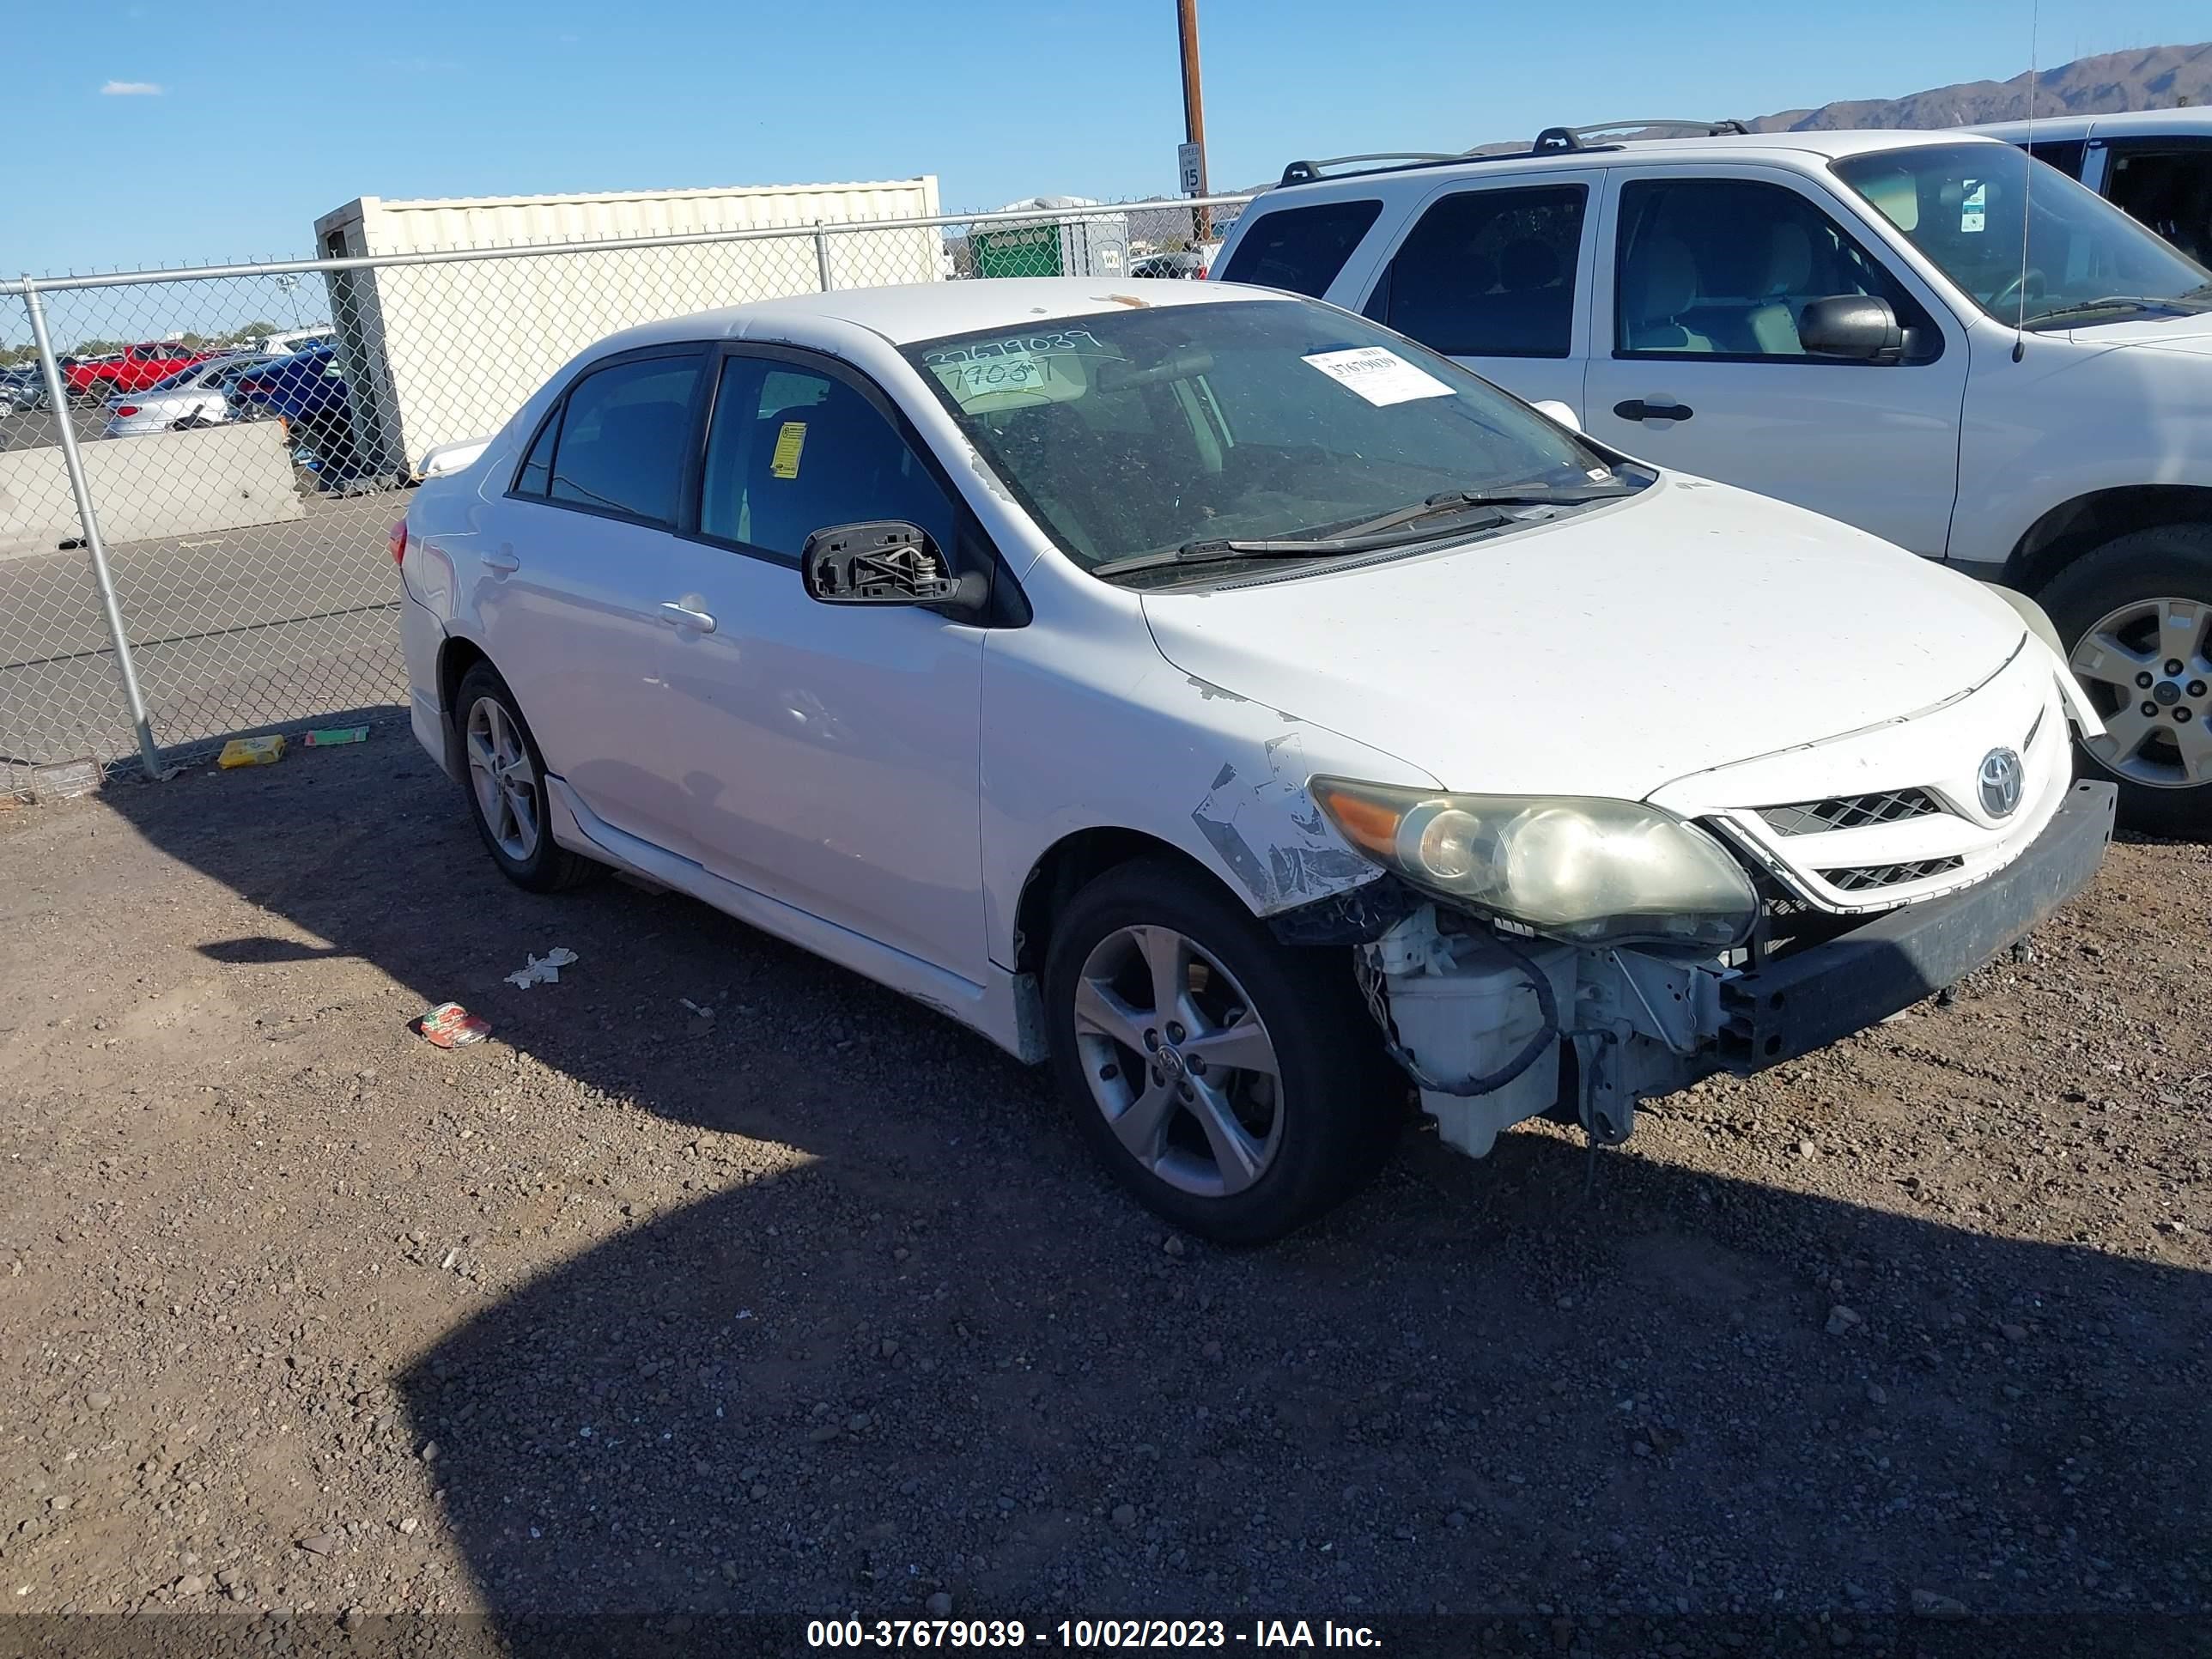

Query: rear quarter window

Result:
[1218,199,1384,297]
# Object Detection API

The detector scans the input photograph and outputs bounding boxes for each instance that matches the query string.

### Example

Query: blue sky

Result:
[2,0,2206,278]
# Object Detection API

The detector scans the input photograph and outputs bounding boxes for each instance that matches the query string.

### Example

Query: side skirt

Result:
[543,777,1045,1065]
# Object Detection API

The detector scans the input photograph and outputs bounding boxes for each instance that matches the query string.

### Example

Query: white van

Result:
[1968,107,2212,266]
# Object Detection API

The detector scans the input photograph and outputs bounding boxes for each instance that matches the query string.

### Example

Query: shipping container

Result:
[312,179,943,474]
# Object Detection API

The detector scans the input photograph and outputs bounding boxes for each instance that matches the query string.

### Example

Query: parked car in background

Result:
[100,353,275,438]
[64,341,216,398]
[258,325,336,356]
[1969,108,2212,266]
[1214,121,2212,833]
[0,365,48,415]
[1131,249,1208,279]
[394,278,2111,1241]
[228,343,365,481]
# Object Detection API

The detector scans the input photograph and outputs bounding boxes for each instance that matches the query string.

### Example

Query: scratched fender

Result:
[1189,732,1376,911]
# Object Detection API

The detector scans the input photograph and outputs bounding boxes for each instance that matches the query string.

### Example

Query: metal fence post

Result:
[813,223,833,293]
[21,278,164,781]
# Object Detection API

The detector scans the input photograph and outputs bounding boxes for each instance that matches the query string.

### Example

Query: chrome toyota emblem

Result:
[1978,748,2023,819]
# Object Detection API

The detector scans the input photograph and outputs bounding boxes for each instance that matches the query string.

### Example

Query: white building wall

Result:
[313,179,943,469]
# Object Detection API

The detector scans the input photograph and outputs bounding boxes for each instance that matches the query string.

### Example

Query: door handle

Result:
[659,600,717,635]
[1613,398,1694,422]
[481,547,520,575]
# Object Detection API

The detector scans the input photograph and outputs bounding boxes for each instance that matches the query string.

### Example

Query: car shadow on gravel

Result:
[100,744,2212,1632]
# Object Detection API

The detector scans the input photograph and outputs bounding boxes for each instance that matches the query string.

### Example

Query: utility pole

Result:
[1176,0,1211,242]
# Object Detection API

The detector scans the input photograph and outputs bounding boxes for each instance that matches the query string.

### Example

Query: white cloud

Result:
[100,80,163,96]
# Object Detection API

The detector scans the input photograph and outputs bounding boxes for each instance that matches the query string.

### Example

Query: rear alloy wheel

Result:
[2043,525,2212,839]
[1043,859,1399,1243]
[453,662,603,893]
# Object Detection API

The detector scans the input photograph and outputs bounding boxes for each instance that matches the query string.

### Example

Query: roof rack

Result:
[1276,119,1749,187]
[1534,118,1750,149]
[1277,152,1460,186]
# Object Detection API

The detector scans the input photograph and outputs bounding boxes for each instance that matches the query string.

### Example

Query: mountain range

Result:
[1747,40,2209,132]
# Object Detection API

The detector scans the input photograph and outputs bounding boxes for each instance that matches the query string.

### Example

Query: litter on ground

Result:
[304,726,370,747]
[28,758,100,801]
[216,736,286,769]
[415,1002,490,1048]
[505,947,578,989]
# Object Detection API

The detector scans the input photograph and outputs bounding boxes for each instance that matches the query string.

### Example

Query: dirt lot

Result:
[1,740,2208,1649]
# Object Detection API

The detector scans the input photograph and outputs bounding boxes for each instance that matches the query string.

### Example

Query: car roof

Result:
[589,276,1272,355]
[1253,127,2009,202]
[1967,106,2212,143]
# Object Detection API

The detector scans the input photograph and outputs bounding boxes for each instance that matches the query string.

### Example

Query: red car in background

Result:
[64,342,217,398]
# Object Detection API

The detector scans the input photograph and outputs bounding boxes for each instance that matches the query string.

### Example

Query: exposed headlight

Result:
[1310,779,1759,948]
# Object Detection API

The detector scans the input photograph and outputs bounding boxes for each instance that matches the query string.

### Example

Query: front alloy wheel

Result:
[2067,594,2212,793]
[1072,924,1285,1199]
[1043,859,1399,1243]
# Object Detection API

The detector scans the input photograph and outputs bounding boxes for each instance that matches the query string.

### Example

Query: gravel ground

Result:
[1,742,2207,1650]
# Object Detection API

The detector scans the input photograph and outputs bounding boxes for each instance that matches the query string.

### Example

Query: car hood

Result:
[2056,312,2212,352]
[1139,477,2029,800]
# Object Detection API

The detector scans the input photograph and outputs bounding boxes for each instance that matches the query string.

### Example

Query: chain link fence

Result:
[0,192,1250,797]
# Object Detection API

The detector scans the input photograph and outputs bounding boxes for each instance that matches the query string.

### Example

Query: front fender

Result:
[1954,343,2212,568]
[979,634,1437,971]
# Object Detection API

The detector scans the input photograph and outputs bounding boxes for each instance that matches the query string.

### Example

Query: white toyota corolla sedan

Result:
[396,277,2113,1242]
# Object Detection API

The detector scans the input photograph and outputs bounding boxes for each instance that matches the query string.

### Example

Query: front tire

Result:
[1042,859,1399,1244]
[2042,525,2212,840]
[453,663,603,893]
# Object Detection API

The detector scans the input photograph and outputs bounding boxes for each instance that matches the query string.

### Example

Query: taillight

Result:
[389,520,409,564]
[115,404,140,417]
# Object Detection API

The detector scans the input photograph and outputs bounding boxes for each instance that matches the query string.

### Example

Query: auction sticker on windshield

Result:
[923,328,1103,410]
[1302,346,1453,407]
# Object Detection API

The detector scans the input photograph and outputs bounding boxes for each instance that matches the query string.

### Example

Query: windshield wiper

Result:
[2023,294,2212,330]
[1092,477,1640,581]
[1092,507,1521,580]
[1330,478,1640,538]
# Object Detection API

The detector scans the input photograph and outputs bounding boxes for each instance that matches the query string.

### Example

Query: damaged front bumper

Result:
[1361,780,2116,1160]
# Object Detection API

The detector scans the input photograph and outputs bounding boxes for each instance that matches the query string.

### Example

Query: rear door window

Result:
[541,354,703,526]
[1217,199,1383,296]
[1363,184,1587,357]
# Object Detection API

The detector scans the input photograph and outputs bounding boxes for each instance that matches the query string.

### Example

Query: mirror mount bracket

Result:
[801,521,986,615]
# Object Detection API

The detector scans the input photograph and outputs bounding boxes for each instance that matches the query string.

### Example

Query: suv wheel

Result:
[2042,525,2212,839]
[1042,859,1399,1244]
[454,663,603,893]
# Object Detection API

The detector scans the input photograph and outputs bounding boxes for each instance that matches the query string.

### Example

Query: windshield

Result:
[902,298,1632,574]
[1834,142,2212,328]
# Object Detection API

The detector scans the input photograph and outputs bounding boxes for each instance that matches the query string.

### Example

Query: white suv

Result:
[398,278,2111,1241]
[1212,122,2212,834]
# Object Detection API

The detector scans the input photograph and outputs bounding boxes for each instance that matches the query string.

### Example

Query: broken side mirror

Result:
[1799,295,1905,363]
[800,520,988,613]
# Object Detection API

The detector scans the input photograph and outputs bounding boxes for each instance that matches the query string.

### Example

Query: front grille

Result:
[1757,788,1942,836]
[1819,855,1965,894]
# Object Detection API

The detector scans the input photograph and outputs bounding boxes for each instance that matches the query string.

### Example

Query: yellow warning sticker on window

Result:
[770,422,806,480]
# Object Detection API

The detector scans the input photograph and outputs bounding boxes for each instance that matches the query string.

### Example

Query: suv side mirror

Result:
[1799,295,1905,363]
[801,520,987,612]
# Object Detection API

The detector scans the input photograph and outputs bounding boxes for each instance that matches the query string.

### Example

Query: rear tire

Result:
[1042,858,1400,1244]
[453,663,603,893]
[2040,525,2212,840]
